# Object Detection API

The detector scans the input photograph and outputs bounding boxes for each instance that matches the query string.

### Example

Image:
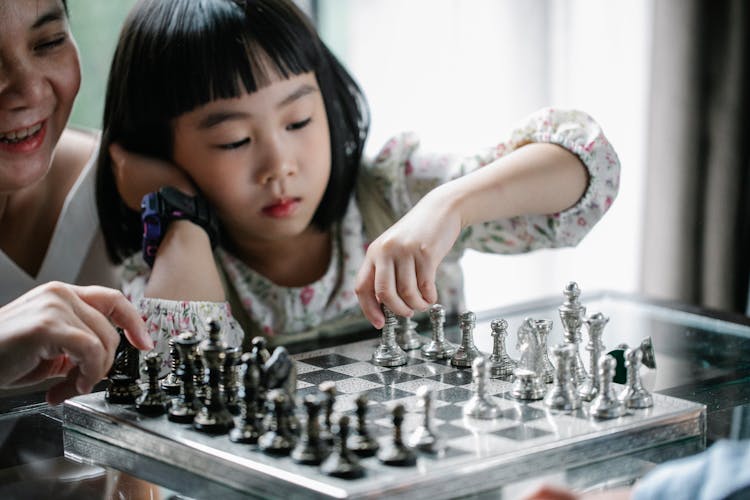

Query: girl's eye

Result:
[35,35,67,52]
[287,118,311,131]
[217,138,250,150]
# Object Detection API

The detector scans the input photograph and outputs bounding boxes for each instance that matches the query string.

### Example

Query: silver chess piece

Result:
[451,311,481,368]
[409,386,445,453]
[558,282,588,385]
[488,318,517,380]
[530,318,555,383]
[396,315,423,351]
[578,312,609,401]
[421,304,457,360]
[590,354,625,419]
[544,344,581,412]
[372,305,408,367]
[463,357,500,419]
[619,347,653,409]
[511,318,546,400]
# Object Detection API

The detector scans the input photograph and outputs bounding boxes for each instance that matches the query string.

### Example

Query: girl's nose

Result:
[255,139,297,185]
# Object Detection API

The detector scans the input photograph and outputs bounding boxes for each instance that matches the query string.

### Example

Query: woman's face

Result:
[0,0,81,194]
[171,71,332,246]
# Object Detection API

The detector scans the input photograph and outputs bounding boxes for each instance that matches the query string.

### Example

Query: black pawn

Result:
[160,336,182,395]
[291,395,329,465]
[319,381,337,445]
[193,320,234,434]
[376,404,416,466]
[230,352,263,444]
[347,394,379,457]
[251,336,272,364]
[223,346,242,415]
[168,332,202,423]
[136,352,170,415]
[105,328,143,404]
[258,389,297,455]
[320,415,364,479]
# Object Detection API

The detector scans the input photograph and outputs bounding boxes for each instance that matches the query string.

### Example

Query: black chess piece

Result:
[106,328,143,404]
[136,352,170,415]
[318,381,337,445]
[376,404,416,466]
[223,346,242,415]
[160,336,182,395]
[258,389,297,455]
[193,320,235,434]
[229,352,263,444]
[347,394,379,457]
[291,395,329,465]
[320,415,364,479]
[251,336,272,364]
[168,332,203,423]
[263,346,299,435]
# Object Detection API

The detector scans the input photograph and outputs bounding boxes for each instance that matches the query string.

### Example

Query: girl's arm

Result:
[356,143,587,327]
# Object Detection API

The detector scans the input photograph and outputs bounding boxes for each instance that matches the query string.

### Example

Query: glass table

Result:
[1,291,749,499]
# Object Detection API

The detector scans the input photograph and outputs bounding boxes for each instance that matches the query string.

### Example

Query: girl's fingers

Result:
[355,263,384,328]
[414,256,438,305]
[373,257,412,318]
[394,257,431,312]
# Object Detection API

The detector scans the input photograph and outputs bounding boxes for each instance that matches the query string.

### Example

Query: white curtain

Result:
[318,0,652,311]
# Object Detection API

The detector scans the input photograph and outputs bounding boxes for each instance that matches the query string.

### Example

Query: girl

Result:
[97,0,619,354]
[0,0,150,404]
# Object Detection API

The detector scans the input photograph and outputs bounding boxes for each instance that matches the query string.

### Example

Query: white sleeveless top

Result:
[0,139,119,305]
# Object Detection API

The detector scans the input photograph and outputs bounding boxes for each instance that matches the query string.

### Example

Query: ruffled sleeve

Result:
[358,107,620,257]
[121,256,245,368]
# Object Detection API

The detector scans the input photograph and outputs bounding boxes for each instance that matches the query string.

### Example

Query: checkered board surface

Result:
[63,337,706,500]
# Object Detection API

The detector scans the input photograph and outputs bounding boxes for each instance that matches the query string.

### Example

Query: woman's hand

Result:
[109,142,196,211]
[355,185,463,328]
[0,282,152,405]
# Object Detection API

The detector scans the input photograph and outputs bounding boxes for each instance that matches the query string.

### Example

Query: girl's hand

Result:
[109,143,196,211]
[355,186,462,329]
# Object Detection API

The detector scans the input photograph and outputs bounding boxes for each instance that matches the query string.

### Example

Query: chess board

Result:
[63,336,706,499]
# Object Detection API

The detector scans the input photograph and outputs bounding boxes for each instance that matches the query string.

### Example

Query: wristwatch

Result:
[140,187,219,267]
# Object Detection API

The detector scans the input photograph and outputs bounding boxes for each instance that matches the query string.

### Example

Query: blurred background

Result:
[67,0,749,316]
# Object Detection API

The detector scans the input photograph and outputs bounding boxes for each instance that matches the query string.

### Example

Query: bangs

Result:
[135,0,323,119]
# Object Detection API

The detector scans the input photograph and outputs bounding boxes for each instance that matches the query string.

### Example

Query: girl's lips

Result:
[262,198,300,218]
[0,121,47,155]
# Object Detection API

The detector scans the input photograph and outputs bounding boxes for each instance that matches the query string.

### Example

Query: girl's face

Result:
[0,0,80,193]
[172,71,331,245]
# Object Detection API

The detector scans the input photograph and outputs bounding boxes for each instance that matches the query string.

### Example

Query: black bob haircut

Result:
[96,0,370,263]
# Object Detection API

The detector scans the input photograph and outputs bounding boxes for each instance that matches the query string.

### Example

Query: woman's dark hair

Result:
[96,0,369,263]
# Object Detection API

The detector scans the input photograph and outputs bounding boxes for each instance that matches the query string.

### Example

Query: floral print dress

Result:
[122,107,620,358]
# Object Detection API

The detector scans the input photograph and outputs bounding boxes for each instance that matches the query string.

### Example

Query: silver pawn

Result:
[451,311,481,368]
[463,357,500,419]
[544,344,580,412]
[396,315,423,351]
[372,305,407,367]
[590,354,625,419]
[619,347,653,409]
[488,319,517,380]
[421,304,457,360]
[558,282,588,385]
[578,312,609,401]
[408,386,445,453]
[530,319,555,383]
